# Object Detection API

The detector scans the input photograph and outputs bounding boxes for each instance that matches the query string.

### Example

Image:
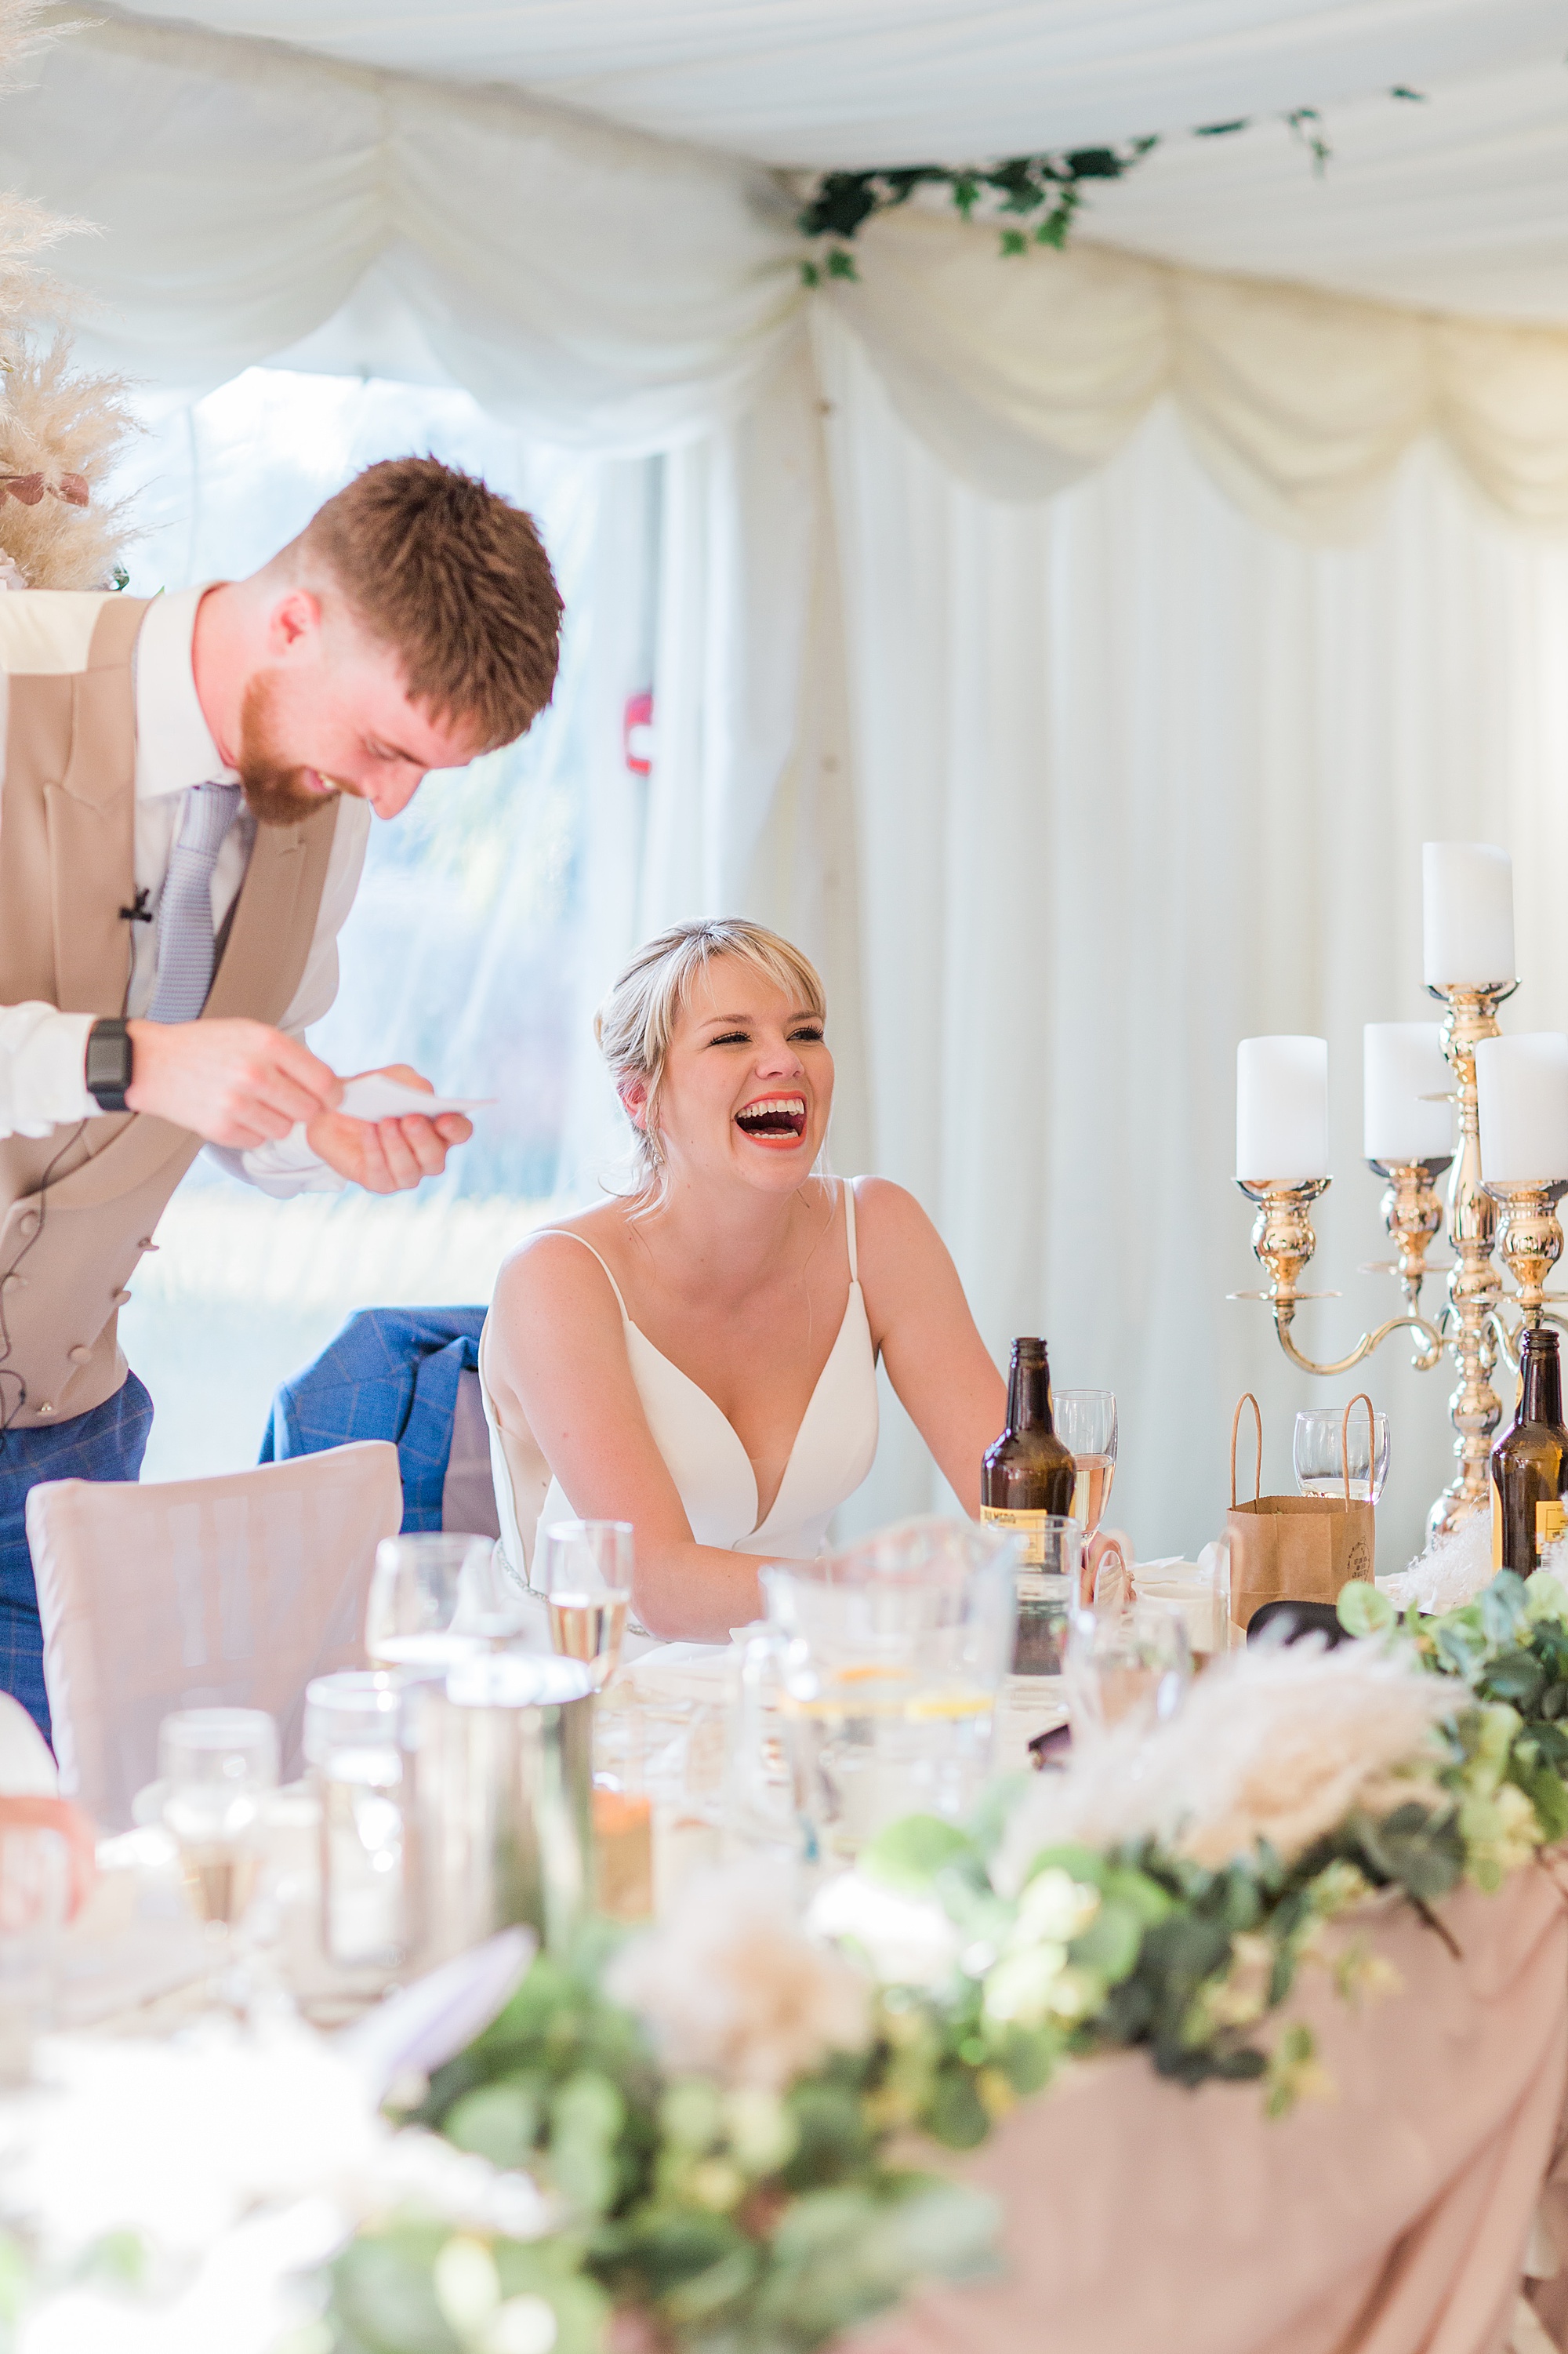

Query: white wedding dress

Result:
[480,1178,880,1587]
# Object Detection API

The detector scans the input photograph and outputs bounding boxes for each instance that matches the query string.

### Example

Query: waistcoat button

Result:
[37,1403,53,1416]
[16,1212,38,1238]
[110,1289,132,1307]
[2,1273,25,1292]
[67,1345,91,1365]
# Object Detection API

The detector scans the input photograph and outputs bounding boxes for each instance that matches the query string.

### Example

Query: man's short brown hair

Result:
[302,456,563,752]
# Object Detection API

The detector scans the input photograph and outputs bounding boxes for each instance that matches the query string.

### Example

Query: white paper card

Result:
[336,1074,493,1123]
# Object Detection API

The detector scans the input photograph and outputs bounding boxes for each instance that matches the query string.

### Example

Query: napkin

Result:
[336,1074,493,1123]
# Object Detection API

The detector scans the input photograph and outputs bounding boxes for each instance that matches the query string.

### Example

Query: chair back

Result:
[444,1367,502,1541]
[29,1440,401,1829]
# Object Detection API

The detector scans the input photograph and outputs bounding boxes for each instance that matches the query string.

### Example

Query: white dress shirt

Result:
[0,585,371,1195]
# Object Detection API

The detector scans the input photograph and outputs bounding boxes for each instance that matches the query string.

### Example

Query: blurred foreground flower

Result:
[607,1861,873,2089]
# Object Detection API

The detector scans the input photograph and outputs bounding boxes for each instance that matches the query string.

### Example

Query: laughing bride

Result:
[479,917,1007,1643]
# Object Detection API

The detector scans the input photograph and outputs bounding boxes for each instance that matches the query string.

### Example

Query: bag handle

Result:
[1341,1393,1375,1510]
[1230,1393,1262,1508]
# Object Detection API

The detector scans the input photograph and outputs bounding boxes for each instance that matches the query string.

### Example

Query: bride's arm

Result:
[487,1235,770,1641]
[852,1178,1007,1511]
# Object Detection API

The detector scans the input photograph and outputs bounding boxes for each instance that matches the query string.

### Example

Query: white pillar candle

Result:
[1475,1034,1568,1182]
[1422,842,1515,990]
[1236,1036,1329,1182]
[1363,1023,1453,1163]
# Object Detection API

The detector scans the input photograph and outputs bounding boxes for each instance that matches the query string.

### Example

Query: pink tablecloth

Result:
[850,1866,1568,2354]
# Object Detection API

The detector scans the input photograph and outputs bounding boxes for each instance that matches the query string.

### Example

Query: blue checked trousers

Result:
[0,1372,153,1742]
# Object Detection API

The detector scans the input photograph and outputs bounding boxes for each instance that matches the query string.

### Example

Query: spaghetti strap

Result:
[842,1179,859,1283]
[532,1230,631,1322]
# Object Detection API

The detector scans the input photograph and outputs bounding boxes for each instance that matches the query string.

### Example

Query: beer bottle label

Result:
[1536,1498,1566,1564]
[980,1504,1048,1566]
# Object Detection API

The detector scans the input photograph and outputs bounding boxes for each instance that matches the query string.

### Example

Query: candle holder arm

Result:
[1266,1304,1446,1379]
[1232,1180,1445,1376]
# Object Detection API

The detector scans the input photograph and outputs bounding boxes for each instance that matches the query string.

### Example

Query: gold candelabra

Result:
[1233,979,1568,1540]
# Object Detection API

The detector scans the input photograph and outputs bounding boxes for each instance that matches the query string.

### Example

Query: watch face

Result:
[87,1022,132,1103]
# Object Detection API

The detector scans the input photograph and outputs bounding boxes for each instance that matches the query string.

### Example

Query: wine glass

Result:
[1063,1602,1191,1749]
[539,1520,635,1691]
[1053,1390,1118,1534]
[158,1706,278,1933]
[1293,1408,1390,1502]
[365,1533,522,1673]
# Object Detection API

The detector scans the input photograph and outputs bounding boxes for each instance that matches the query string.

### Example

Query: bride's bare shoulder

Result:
[493,1206,632,1316]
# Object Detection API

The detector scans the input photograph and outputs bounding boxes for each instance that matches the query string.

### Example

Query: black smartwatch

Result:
[85,1017,133,1113]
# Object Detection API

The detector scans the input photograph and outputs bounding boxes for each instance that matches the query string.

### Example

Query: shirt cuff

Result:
[0,1006,97,1137]
[208,1123,347,1199]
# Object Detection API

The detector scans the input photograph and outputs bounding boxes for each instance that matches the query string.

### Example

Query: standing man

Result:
[0,455,563,1731]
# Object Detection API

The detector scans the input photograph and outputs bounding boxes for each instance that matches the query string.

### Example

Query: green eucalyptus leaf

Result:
[1337,1583,1396,1638]
[862,1815,975,1895]
[442,2080,542,2168]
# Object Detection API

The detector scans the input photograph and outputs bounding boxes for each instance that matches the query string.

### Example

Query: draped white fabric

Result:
[833,213,1568,539]
[13,14,799,447]
[816,314,1568,1561]
[98,0,1568,205]
[8,21,1568,543]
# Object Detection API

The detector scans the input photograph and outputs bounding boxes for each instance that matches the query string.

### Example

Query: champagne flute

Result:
[1293,1408,1390,1502]
[158,1706,278,1931]
[1054,1390,1118,1533]
[540,1520,634,1691]
[365,1533,522,1673]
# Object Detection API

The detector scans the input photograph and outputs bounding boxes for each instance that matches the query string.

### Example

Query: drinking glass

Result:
[1064,1602,1192,1748]
[1293,1408,1391,1502]
[304,1671,406,1970]
[365,1533,523,1673]
[539,1520,635,1691]
[1054,1390,1118,1533]
[158,1707,278,1931]
[1013,1513,1083,1675]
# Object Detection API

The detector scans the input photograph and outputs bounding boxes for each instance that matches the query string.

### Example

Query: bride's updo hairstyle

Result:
[595,917,827,1199]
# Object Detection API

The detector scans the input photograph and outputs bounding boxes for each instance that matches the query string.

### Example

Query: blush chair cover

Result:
[29,1440,402,1829]
[847,1869,1568,2354]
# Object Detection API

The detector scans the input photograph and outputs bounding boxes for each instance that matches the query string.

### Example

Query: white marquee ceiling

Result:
[87,0,1568,321]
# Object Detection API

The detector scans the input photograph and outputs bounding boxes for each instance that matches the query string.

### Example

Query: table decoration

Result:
[315,1575,1568,2354]
[1229,839,1568,1540]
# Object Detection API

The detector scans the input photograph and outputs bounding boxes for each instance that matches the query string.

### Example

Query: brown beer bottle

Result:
[1491,1325,1568,1577]
[981,1337,1076,1567]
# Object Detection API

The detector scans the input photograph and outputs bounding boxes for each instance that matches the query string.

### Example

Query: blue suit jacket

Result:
[260,1306,487,1533]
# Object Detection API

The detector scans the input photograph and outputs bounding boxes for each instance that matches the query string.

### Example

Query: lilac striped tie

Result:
[147,781,242,1025]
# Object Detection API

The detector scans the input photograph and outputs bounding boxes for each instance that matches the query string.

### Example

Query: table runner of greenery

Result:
[327,1570,1568,2354]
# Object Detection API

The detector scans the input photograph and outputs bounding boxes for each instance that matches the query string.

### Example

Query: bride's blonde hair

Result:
[596,918,827,1198]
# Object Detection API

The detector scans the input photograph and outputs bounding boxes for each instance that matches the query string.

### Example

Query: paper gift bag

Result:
[1226,1393,1376,1631]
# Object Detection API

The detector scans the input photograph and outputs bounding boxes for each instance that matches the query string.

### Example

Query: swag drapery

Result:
[16,13,1568,1557]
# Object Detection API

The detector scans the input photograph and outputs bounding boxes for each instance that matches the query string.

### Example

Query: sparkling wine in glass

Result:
[1054,1390,1118,1534]
[158,1706,278,1930]
[540,1520,635,1691]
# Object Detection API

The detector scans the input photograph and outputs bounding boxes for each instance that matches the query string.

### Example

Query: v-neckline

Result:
[625,1281,863,1538]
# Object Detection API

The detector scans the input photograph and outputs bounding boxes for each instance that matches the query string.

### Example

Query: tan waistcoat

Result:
[0,594,339,1428]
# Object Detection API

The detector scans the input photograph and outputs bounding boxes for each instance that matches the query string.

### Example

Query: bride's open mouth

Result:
[734,1094,808,1146]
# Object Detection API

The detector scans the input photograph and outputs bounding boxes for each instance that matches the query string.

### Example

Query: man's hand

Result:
[306,1064,473,1194]
[125,1018,342,1147]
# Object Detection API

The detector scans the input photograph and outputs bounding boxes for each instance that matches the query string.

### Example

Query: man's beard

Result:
[237,673,343,828]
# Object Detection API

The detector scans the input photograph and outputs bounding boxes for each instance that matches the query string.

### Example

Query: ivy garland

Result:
[797,89,1428,285]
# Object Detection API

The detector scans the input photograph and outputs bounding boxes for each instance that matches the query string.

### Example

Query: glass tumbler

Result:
[1293,1407,1390,1502]
[304,1670,406,1969]
[1064,1602,1192,1748]
[158,1706,278,1931]
[1014,1514,1085,1675]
